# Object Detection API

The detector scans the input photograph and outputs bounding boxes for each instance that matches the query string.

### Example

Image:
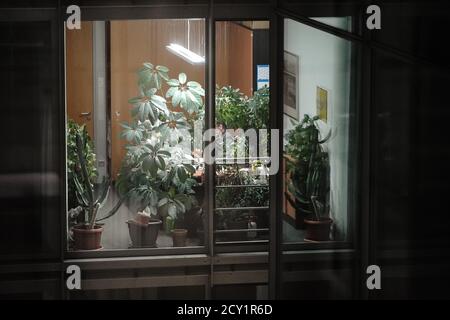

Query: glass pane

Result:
[214,21,270,246]
[282,18,357,244]
[311,17,352,32]
[280,0,358,33]
[280,17,359,300]
[65,19,206,251]
[0,19,61,261]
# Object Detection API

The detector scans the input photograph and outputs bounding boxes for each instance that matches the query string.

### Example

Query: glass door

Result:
[213,20,271,252]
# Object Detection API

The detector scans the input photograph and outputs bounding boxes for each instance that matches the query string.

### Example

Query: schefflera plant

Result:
[117,62,204,223]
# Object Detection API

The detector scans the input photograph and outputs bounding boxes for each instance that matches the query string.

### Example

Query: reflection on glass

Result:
[214,21,270,245]
[282,18,355,243]
[66,19,206,251]
[0,20,61,260]
[311,17,352,32]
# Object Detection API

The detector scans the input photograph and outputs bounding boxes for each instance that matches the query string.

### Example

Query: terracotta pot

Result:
[73,225,103,250]
[172,229,188,247]
[127,218,162,248]
[304,218,333,241]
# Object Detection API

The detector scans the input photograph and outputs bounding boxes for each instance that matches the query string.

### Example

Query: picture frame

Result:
[283,51,299,120]
[316,86,329,123]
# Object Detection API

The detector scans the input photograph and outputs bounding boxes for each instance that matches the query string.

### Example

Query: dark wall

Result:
[278,0,450,299]
[0,14,62,263]
[370,4,450,299]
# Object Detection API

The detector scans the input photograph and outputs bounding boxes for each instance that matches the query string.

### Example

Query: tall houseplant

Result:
[67,120,97,212]
[117,62,204,248]
[285,115,332,241]
[70,132,123,250]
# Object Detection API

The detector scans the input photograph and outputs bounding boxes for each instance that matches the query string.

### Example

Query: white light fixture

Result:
[166,20,205,65]
[166,43,205,65]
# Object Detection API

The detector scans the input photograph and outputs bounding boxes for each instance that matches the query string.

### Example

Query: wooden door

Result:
[66,21,94,137]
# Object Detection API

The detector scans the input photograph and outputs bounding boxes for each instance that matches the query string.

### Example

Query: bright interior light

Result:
[166,43,205,65]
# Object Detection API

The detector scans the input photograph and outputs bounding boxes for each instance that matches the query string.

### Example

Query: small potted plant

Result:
[285,114,332,239]
[127,207,162,248]
[159,189,196,247]
[70,132,123,250]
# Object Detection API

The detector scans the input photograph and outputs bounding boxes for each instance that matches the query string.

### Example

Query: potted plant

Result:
[116,62,204,248]
[70,132,123,250]
[285,114,332,240]
[159,188,197,247]
[126,208,162,248]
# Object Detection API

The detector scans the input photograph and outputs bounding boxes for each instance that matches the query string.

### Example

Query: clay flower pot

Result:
[304,218,333,242]
[72,225,103,250]
[127,218,162,248]
[172,229,188,247]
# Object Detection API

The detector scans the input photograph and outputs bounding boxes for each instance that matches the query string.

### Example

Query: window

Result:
[214,21,270,247]
[282,18,357,244]
[65,19,206,252]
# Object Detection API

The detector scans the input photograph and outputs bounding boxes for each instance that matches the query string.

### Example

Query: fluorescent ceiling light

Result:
[166,43,205,65]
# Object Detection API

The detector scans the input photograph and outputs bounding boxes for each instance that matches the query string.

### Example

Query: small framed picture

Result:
[283,51,299,120]
[316,86,328,123]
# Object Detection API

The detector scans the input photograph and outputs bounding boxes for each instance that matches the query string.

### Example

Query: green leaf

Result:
[188,86,205,97]
[142,157,153,172]
[149,158,158,177]
[156,65,169,73]
[145,88,158,96]
[168,204,177,219]
[183,163,196,174]
[143,62,154,69]
[158,150,171,157]
[172,90,181,107]
[187,81,201,88]
[151,94,168,113]
[174,199,186,213]
[166,86,178,98]
[179,91,187,108]
[186,89,202,107]
[178,73,187,85]
[128,96,142,104]
[153,72,161,89]
[167,79,179,86]
[155,155,166,170]
[177,166,187,182]
[158,197,169,207]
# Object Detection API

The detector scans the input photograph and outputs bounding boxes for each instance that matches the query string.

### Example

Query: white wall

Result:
[284,18,352,240]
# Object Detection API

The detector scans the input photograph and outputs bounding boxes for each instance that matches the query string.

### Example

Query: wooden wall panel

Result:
[216,22,253,97]
[66,21,94,137]
[228,22,253,97]
[110,20,206,178]
[215,22,229,90]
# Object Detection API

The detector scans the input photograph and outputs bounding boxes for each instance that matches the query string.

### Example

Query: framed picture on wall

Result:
[316,86,328,123]
[283,51,299,120]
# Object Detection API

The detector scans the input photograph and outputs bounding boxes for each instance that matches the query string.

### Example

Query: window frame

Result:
[62,2,365,262]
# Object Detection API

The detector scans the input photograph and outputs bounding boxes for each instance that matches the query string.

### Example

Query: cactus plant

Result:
[73,132,123,230]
